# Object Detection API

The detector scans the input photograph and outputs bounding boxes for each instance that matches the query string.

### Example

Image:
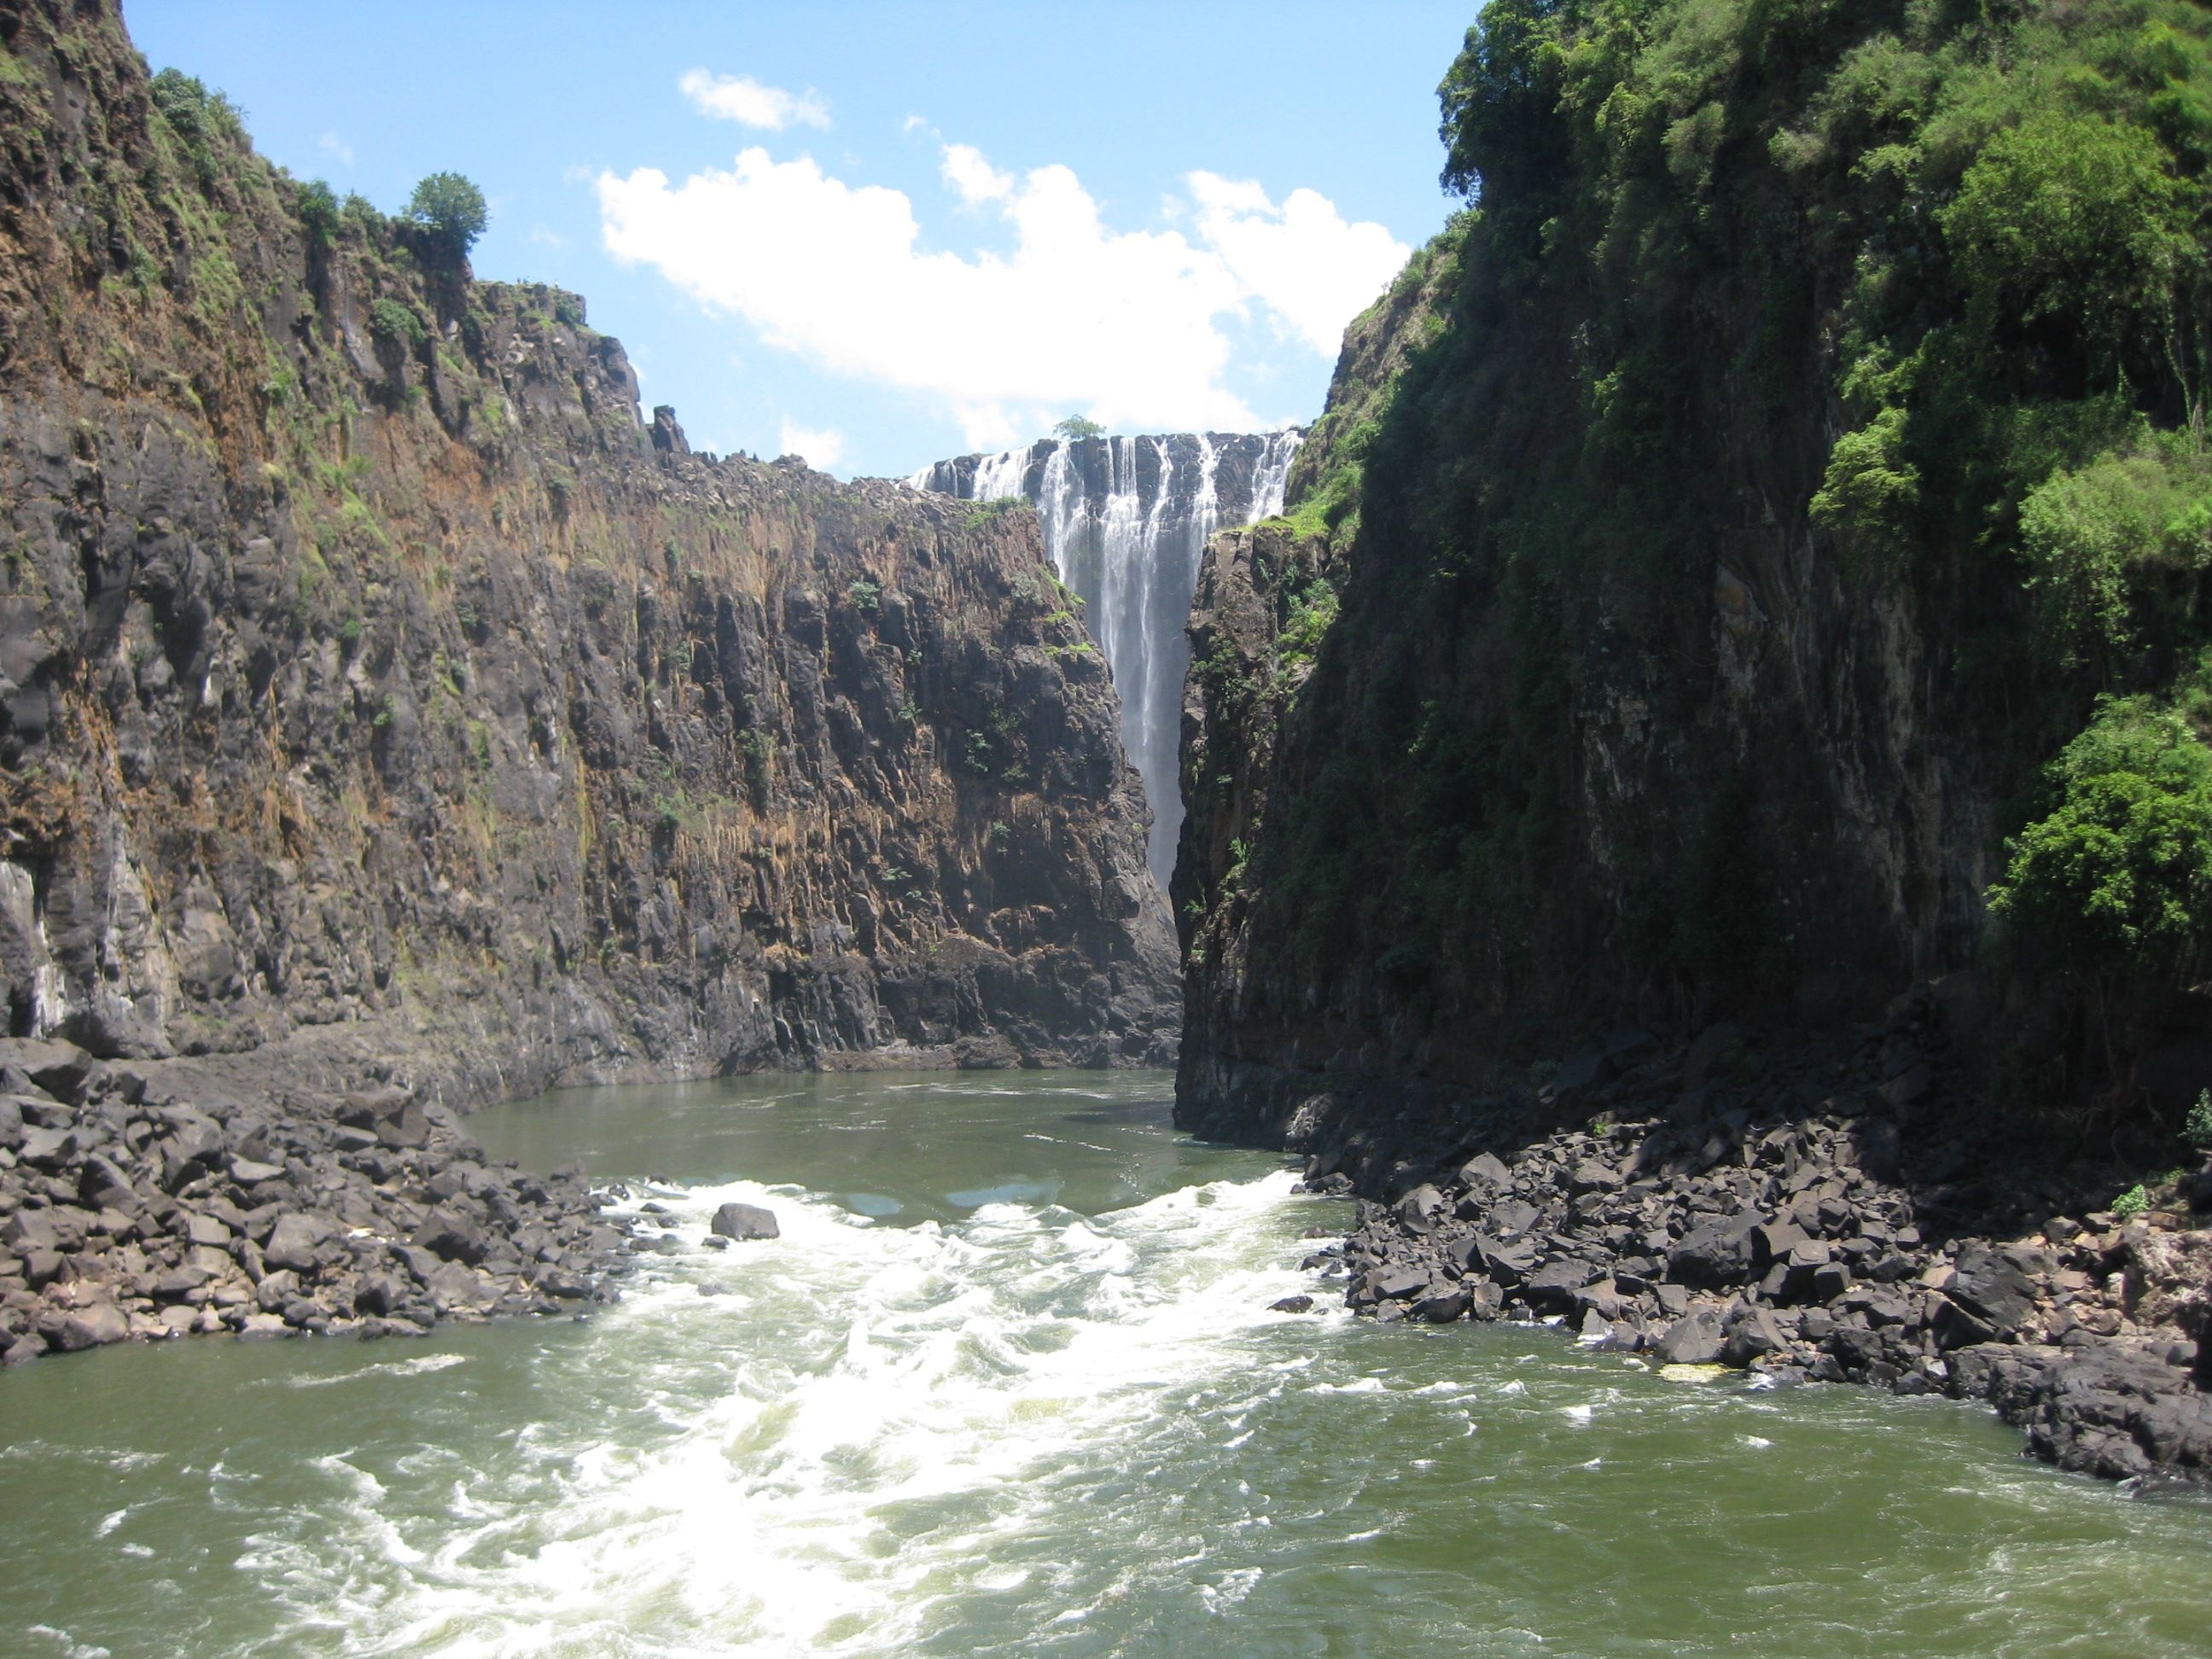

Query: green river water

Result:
[2,1069,2208,1656]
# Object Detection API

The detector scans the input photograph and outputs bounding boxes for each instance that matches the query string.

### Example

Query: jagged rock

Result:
[1948,1240,2035,1330]
[413,1208,490,1265]
[1668,1212,1762,1288]
[263,1213,336,1273]
[1458,1152,1511,1193]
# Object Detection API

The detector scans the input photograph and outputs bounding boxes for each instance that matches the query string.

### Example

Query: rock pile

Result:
[0,1039,627,1365]
[1294,1012,2212,1485]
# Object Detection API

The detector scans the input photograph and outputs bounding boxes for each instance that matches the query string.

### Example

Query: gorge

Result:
[3,0,2212,1652]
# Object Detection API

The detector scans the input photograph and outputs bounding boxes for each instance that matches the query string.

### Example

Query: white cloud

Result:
[679,70,829,131]
[317,131,352,167]
[528,224,568,247]
[777,420,846,471]
[941,143,1012,204]
[1188,172,1411,355]
[597,141,1408,449]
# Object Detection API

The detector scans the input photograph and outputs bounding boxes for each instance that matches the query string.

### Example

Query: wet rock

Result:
[710,1202,780,1242]
[1270,1295,1315,1314]
[1412,1288,1470,1324]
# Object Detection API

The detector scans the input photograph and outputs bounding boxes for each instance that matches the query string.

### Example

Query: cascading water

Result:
[910,429,1304,884]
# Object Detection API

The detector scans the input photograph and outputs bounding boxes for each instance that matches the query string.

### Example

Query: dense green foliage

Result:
[1990,690,2212,980]
[1250,0,2212,1046]
[406,172,488,260]
[1053,416,1106,442]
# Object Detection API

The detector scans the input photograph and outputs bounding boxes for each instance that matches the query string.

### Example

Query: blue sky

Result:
[125,2,1475,478]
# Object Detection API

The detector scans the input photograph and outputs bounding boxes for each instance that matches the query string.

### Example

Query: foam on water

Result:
[244,1170,1311,1655]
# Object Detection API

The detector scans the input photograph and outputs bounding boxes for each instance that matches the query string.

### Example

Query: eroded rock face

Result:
[0,1,1176,1105]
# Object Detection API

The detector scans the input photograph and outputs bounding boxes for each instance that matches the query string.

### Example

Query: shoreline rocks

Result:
[0,1038,632,1367]
[1286,1009,2212,1487]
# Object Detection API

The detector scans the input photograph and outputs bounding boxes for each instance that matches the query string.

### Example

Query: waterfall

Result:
[911,428,1305,886]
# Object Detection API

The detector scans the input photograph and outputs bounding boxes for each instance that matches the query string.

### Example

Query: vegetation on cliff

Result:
[1181,0,2212,1135]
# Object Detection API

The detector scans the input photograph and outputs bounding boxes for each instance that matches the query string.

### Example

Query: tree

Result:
[1053,416,1106,442]
[407,172,488,261]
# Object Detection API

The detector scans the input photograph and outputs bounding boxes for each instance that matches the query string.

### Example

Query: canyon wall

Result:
[0,0,1177,1108]
[1176,0,2212,1149]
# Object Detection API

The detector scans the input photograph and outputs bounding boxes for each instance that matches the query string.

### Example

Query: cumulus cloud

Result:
[679,70,830,131]
[777,420,846,471]
[597,141,1407,449]
[1188,172,1412,355]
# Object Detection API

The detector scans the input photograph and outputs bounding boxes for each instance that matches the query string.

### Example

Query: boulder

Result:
[264,1212,335,1272]
[1523,1258,1592,1313]
[1269,1295,1315,1314]
[1724,1307,1789,1367]
[709,1202,780,1242]
[1412,1288,1471,1324]
[54,1301,131,1351]
[1668,1211,1762,1287]
[413,1207,489,1265]
[1949,1240,2034,1332]
[1457,1152,1511,1193]
[1393,1184,1444,1235]
[1655,1308,1726,1365]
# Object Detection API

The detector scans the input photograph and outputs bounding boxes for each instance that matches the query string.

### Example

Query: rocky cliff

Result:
[0,0,1177,1110]
[1178,0,2212,1151]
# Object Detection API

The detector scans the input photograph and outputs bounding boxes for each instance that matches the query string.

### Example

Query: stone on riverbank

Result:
[1295,1008,2212,1487]
[0,1039,631,1369]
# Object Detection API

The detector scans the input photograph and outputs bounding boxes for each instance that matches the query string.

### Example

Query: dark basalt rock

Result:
[1277,1020,2212,1487]
[710,1202,780,1242]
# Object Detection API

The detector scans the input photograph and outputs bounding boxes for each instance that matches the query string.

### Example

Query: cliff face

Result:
[0,1,1176,1105]
[1178,0,2212,1147]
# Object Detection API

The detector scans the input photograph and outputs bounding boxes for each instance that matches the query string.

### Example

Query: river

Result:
[3,1070,2208,1656]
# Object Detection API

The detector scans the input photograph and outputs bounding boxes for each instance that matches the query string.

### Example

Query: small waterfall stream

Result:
[911,429,1302,883]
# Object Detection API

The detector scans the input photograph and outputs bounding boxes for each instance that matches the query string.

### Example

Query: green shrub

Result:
[369,297,427,349]
[2186,1088,2212,1149]
[1988,697,2212,981]
[2112,1183,2151,1217]
[2017,439,2212,664]
[846,577,882,614]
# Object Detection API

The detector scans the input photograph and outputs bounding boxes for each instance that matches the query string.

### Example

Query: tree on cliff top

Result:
[1054,416,1106,442]
[407,172,488,262]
